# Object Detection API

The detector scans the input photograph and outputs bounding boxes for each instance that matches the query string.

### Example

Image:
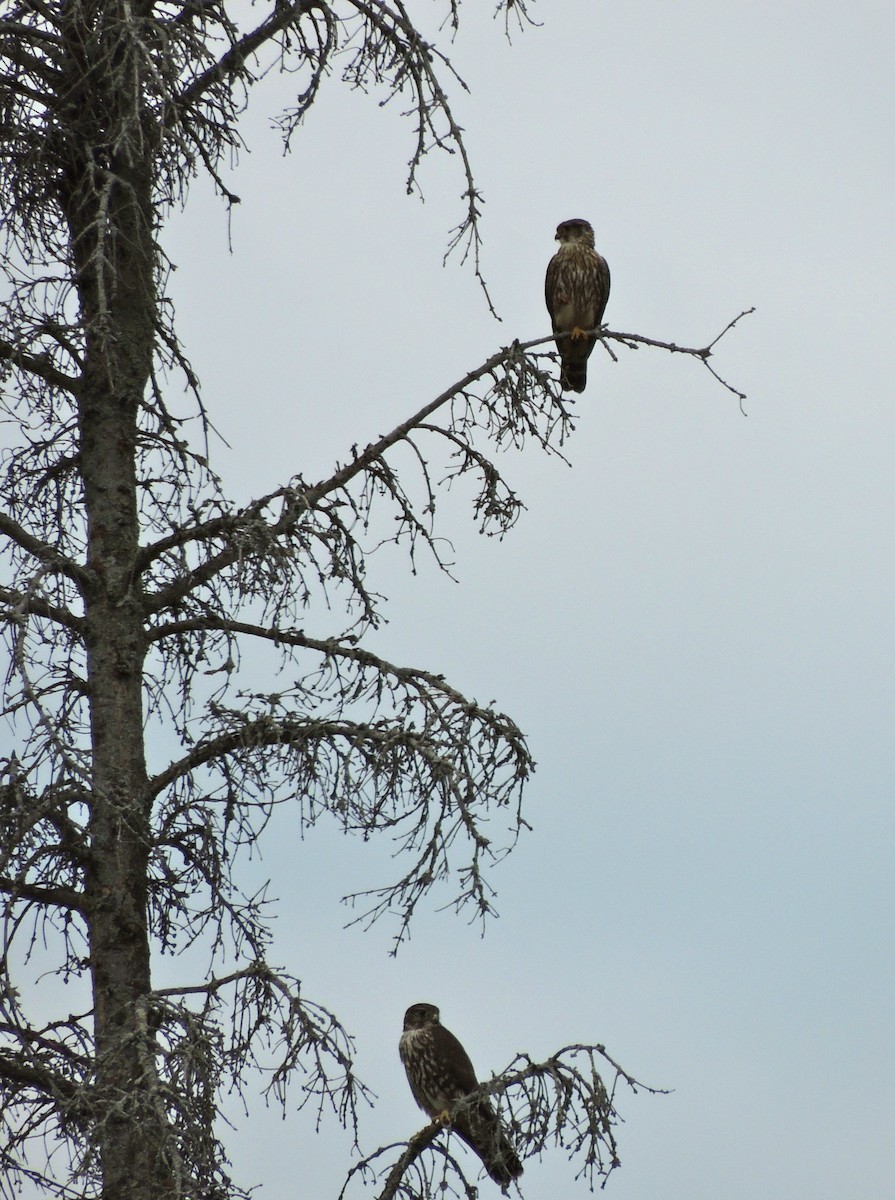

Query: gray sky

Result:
[158,2,894,1197]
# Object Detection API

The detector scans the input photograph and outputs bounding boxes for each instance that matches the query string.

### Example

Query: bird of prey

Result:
[399,1002,523,1189]
[544,217,611,393]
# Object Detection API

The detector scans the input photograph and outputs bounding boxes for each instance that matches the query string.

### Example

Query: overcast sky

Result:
[156,2,895,1197]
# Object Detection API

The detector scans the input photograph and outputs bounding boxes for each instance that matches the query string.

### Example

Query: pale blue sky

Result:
[158,2,894,1197]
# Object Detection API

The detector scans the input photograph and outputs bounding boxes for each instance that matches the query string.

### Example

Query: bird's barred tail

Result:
[486,1134,523,1188]
[561,360,588,393]
[456,1103,524,1189]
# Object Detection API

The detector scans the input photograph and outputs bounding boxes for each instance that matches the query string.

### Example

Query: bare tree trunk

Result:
[59,7,169,1193]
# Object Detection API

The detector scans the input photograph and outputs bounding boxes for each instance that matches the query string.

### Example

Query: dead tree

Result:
[0,3,741,1198]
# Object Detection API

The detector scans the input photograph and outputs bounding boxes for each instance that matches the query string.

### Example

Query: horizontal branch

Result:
[146,615,486,711]
[0,874,84,912]
[151,962,269,1000]
[526,306,753,360]
[0,585,83,633]
[603,306,754,403]
[0,17,62,52]
[0,513,90,588]
[0,338,81,395]
[496,1041,671,1098]
[0,1022,90,1071]
[0,1051,86,1113]
[148,714,399,798]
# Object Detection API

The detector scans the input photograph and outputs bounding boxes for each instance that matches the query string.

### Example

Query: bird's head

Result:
[555,218,595,247]
[403,1002,440,1031]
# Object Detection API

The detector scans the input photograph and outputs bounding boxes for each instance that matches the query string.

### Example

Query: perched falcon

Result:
[545,217,611,393]
[399,1002,523,1189]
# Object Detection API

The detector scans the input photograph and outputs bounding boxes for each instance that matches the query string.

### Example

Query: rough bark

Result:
[58,6,167,1194]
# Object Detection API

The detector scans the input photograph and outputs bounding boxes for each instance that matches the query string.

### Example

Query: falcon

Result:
[399,1002,523,1189]
[545,217,611,393]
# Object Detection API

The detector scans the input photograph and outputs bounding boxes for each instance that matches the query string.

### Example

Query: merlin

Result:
[399,1002,523,1188]
[545,217,611,392]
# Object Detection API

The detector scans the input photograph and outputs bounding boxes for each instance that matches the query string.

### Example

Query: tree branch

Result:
[145,616,493,716]
[138,311,750,605]
[138,337,539,608]
[0,338,81,394]
[374,1124,442,1200]
[0,585,83,633]
[148,714,410,798]
[0,874,84,912]
[0,1052,86,1113]
[151,963,268,1000]
[604,306,755,404]
[0,513,90,588]
[170,0,324,117]
[0,1022,90,1072]
[345,1043,669,1200]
